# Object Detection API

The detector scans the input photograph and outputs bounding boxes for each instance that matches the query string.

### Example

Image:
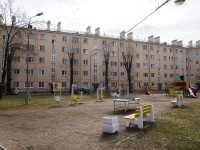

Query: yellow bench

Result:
[123,104,154,129]
[171,95,184,107]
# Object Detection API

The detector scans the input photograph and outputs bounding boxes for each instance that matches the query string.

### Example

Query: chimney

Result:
[154,36,160,44]
[148,35,154,43]
[188,41,193,47]
[86,26,91,34]
[172,39,177,46]
[57,22,61,31]
[196,40,200,47]
[47,20,50,30]
[0,14,3,25]
[127,32,133,40]
[120,31,126,39]
[177,41,183,47]
[95,27,100,36]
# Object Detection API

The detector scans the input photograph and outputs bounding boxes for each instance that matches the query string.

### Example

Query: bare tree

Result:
[121,41,134,93]
[101,38,110,96]
[65,35,80,94]
[0,0,28,99]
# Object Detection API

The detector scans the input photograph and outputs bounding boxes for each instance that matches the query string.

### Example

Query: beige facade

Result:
[1,23,200,93]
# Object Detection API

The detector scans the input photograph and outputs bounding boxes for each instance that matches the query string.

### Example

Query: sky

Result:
[3,0,200,46]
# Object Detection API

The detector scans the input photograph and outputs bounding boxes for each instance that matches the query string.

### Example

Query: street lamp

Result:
[25,12,43,105]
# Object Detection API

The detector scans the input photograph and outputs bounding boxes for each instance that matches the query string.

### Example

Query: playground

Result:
[0,92,199,150]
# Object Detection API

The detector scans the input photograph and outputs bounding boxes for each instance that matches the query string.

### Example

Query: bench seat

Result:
[123,104,154,129]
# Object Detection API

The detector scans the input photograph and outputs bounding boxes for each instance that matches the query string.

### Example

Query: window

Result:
[62,47,67,53]
[151,73,155,77]
[73,59,79,65]
[136,63,140,68]
[111,51,117,56]
[83,38,88,44]
[94,76,97,83]
[40,34,45,40]
[83,49,88,54]
[39,57,45,64]
[169,56,173,61]
[143,73,148,77]
[72,48,79,54]
[83,82,88,88]
[103,72,106,76]
[13,82,19,88]
[73,71,79,76]
[62,82,67,88]
[25,82,33,88]
[26,69,34,75]
[83,60,88,65]
[121,72,125,77]
[111,82,117,87]
[163,56,167,61]
[94,65,97,74]
[94,54,97,63]
[135,44,139,49]
[150,46,153,50]
[111,72,117,77]
[40,46,45,51]
[103,61,106,66]
[169,48,173,52]
[28,45,34,51]
[150,55,154,60]
[38,82,44,88]
[51,63,55,73]
[14,69,20,75]
[110,41,117,47]
[28,33,35,39]
[136,72,140,77]
[62,70,67,76]
[111,61,117,66]
[38,70,44,76]
[164,74,167,78]
[72,37,79,43]
[62,59,67,64]
[52,51,56,61]
[120,62,125,67]
[52,40,56,49]
[176,65,179,69]
[163,48,166,52]
[14,56,20,62]
[170,74,174,78]
[143,54,148,59]
[102,40,107,46]
[83,71,88,76]
[143,63,148,68]
[136,53,139,58]
[62,36,67,42]
[164,64,167,69]
[142,45,147,50]
[175,57,178,62]
[151,64,155,69]
[51,75,55,82]
[26,57,34,63]
[120,42,124,47]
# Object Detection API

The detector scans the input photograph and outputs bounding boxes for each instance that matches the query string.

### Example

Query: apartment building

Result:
[1,21,200,93]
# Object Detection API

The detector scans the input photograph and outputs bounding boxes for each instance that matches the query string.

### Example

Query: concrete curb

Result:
[0,144,8,150]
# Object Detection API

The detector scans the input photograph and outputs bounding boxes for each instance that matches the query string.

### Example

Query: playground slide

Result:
[188,88,196,98]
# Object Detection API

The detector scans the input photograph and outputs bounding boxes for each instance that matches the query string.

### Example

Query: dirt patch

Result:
[0,94,197,150]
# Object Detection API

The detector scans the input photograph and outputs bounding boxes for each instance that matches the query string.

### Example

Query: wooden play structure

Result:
[138,83,152,95]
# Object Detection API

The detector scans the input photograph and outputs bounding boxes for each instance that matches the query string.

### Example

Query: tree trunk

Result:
[69,54,74,94]
[6,58,12,95]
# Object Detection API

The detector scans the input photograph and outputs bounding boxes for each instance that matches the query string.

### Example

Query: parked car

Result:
[81,88,89,94]
[11,88,19,95]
